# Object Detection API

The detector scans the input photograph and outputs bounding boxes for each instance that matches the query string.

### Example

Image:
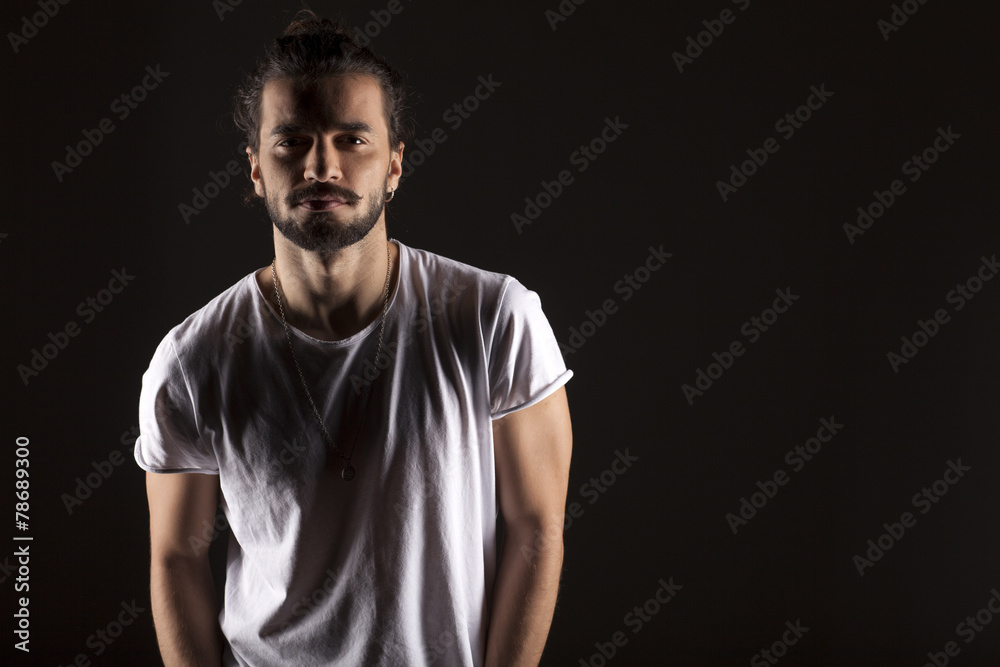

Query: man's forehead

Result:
[260,74,386,134]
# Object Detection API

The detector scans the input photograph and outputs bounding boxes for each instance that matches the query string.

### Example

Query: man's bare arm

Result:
[146,471,224,667]
[486,386,573,667]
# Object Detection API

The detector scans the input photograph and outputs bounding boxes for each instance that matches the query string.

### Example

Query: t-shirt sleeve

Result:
[488,277,572,419]
[134,333,219,474]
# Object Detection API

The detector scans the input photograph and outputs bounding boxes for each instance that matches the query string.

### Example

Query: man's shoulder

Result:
[400,242,514,300]
[158,271,259,357]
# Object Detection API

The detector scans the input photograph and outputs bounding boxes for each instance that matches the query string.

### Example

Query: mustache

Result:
[286,184,362,206]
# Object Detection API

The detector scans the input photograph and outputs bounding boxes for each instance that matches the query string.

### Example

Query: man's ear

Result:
[388,142,404,191]
[247,146,264,198]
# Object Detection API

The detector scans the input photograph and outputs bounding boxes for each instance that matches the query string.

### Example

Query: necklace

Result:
[270,242,392,481]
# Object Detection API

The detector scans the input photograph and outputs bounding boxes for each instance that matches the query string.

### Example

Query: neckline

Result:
[253,239,404,347]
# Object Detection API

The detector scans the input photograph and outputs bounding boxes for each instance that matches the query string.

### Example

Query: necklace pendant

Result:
[341,465,356,482]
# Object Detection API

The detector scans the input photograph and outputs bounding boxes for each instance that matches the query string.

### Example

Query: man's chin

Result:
[273,217,378,254]
[276,208,345,235]
[266,187,384,253]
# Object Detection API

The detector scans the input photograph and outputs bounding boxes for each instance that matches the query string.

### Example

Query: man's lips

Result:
[297,197,348,210]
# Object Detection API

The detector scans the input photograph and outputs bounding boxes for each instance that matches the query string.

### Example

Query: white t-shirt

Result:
[134,240,572,666]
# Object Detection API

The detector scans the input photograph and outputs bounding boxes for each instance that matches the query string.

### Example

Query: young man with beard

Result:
[134,11,573,667]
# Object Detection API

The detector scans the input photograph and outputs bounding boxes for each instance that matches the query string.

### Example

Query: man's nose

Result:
[304,140,342,182]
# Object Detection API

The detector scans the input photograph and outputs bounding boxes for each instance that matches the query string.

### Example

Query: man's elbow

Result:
[505,513,565,571]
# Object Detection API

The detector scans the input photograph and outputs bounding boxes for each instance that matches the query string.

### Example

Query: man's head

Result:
[234,11,412,253]
[235,11,411,158]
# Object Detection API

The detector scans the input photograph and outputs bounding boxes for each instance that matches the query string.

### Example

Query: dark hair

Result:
[233,10,412,154]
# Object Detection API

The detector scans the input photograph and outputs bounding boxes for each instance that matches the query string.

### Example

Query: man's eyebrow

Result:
[268,121,377,137]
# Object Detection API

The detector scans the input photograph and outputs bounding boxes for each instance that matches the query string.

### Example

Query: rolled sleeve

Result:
[134,335,218,474]
[488,278,572,419]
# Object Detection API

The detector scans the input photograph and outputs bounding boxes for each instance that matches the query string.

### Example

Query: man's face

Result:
[248,74,403,254]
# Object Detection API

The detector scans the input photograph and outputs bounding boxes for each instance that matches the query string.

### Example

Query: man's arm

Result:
[146,471,224,667]
[486,386,572,667]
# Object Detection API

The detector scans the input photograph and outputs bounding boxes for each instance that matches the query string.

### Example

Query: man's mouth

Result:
[297,196,348,211]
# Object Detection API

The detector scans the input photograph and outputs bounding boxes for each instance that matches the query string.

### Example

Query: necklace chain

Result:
[270,242,392,480]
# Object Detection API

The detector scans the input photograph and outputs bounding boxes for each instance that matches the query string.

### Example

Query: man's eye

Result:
[341,136,364,145]
[277,138,303,148]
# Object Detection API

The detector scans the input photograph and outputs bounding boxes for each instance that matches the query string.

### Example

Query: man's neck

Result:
[259,225,397,342]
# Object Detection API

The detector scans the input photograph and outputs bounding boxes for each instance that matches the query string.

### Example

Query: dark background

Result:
[4,0,1000,664]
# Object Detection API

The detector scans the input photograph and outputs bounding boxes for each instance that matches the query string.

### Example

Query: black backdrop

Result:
[5,0,1000,664]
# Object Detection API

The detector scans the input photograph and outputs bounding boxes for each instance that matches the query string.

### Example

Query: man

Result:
[135,11,572,666]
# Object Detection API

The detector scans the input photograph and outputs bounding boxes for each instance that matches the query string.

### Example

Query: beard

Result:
[263,173,388,254]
